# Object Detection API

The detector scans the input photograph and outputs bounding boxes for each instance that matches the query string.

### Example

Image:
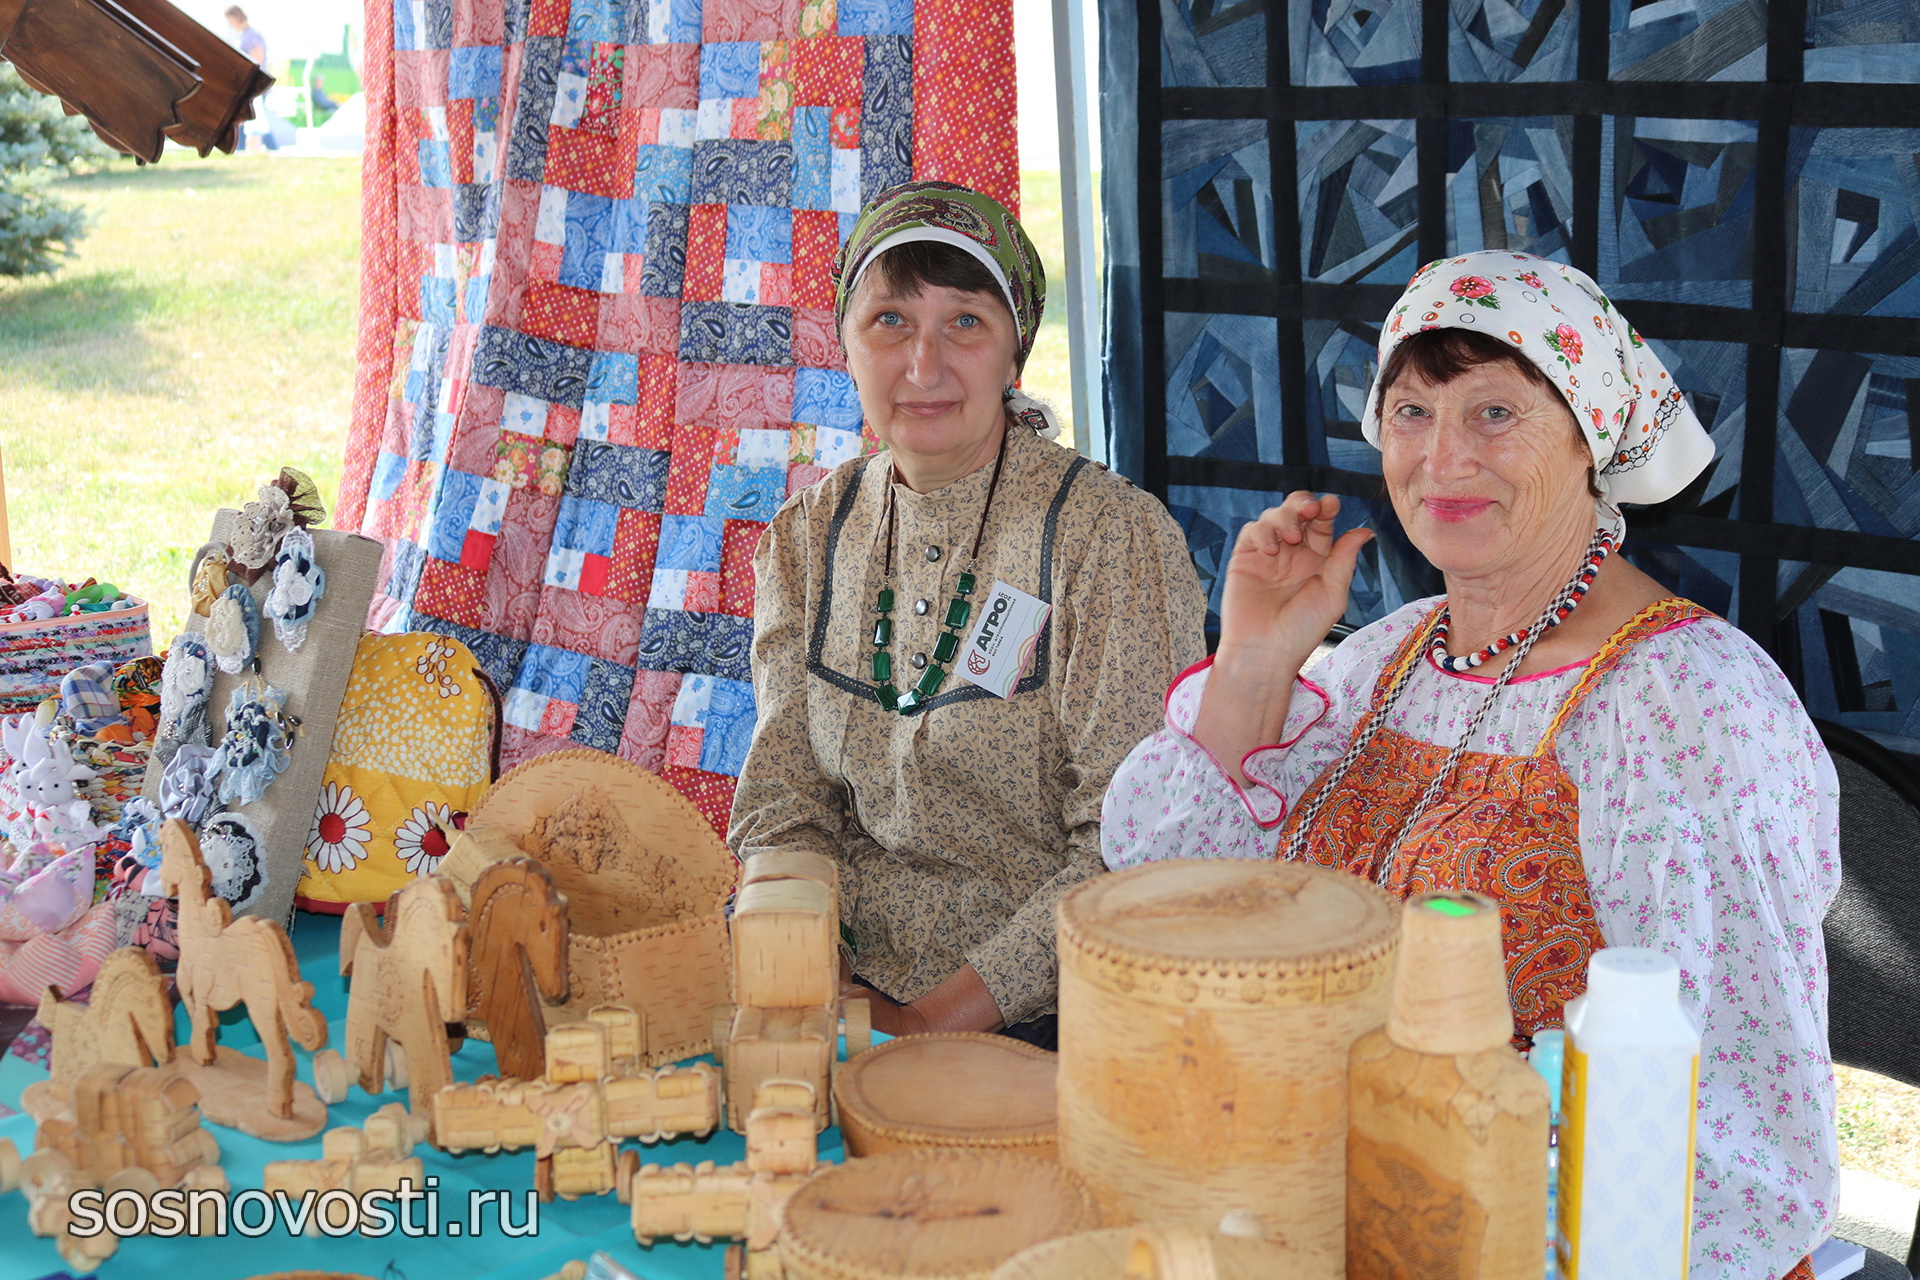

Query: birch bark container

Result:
[833,1032,1057,1159]
[775,1149,1098,1279]
[1055,859,1400,1277]
[990,1225,1300,1278]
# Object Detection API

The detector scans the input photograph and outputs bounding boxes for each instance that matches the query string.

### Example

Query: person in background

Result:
[1103,250,1839,1280]
[225,6,271,151]
[729,181,1206,1050]
[225,6,266,70]
[309,73,338,119]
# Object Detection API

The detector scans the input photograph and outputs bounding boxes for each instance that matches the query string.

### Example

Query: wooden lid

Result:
[991,1227,1300,1279]
[777,1149,1098,1279]
[1057,860,1400,991]
[1387,890,1514,1055]
[468,749,735,937]
[833,1033,1056,1153]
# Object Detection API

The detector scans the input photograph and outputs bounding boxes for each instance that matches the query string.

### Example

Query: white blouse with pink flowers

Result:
[1102,596,1842,1280]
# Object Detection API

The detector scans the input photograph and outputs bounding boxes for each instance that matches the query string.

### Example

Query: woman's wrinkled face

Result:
[842,270,1019,487]
[1379,357,1594,579]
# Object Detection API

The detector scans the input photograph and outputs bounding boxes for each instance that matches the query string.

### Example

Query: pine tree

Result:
[0,65,111,277]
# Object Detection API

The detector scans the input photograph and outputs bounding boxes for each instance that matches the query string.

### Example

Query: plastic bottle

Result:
[1346,890,1549,1280]
[1555,947,1701,1280]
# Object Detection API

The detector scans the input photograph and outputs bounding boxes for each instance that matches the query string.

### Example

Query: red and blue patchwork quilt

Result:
[336,0,1016,831]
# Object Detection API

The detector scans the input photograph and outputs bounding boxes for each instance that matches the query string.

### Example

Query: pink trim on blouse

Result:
[1162,657,1330,830]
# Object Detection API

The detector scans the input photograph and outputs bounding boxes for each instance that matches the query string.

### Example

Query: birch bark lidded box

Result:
[1054,859,1401,1280]
[832,1031,1058,1159]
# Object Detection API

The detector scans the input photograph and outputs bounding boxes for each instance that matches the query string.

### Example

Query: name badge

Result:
[956,580,1051,699]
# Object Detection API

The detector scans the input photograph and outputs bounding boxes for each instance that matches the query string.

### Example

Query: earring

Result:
[207,582,260,676]
[265,527,326,652]
[213,680,297,807]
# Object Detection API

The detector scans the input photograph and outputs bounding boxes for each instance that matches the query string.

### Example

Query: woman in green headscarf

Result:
[727,182,1206,1046]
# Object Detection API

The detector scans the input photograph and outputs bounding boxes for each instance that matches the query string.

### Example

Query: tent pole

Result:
[1052,0,1105,462]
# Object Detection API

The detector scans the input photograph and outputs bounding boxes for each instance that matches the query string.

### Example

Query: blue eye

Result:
[877,311,904,326]
[1485,406,1509,419]
[955,314,979,329]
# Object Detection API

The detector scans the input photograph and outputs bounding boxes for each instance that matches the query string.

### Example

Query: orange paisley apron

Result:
[1280,593,1811,1280]
[1277,596,1709,1043]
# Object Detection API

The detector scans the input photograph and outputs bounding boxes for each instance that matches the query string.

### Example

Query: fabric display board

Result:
[0,602,151,718]
[1100,0,1920,751]
[332,0,1019,832]
[143,516,384,925]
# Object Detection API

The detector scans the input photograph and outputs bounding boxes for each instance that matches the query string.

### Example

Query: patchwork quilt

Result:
[336,0,1016,831]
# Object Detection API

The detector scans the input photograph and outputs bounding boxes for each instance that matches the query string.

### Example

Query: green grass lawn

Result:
[1,152,359,644]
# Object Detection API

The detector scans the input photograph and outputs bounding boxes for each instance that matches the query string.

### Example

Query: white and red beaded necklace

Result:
[1427,524,1616,674]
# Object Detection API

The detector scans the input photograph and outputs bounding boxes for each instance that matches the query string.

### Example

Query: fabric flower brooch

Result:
[265,528,326,652]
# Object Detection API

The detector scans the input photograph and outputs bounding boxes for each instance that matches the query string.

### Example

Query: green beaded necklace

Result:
[870,430,1010,714]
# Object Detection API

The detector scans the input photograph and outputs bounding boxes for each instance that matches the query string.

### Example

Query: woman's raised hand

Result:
[1217,493,1374,671]
[1193,493,1372,780]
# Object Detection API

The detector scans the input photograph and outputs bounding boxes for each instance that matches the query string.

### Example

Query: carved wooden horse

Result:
[341,876,468,1125]
[466,857,570,1081]
[158,819,328,1119]
[38,947,174,1089]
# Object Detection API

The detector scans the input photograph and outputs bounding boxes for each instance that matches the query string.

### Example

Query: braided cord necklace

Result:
[1284,524,1610,884]
[869,429,1009,714]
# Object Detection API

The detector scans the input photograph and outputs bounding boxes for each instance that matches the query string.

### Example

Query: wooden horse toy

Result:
[339,875,468,1132]
[158,819,330,1140]
[466,856,570,1080]
[36,947,174,1090]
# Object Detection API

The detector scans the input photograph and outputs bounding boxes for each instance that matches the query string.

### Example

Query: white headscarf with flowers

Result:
[1360,251,1716,506]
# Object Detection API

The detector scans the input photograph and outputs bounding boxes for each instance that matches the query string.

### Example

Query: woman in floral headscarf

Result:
[1105,251,1838,1280]
[728,181,1205,1047]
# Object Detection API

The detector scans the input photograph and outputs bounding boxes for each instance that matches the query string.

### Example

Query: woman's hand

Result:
[1217,493,1374,671]
[1195,493,1372,781]
[838,964,1002,1037]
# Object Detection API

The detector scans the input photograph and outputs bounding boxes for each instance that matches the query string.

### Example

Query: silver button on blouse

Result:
[910,653,928,670]
[914,598,931,615]
[924,545,941,563]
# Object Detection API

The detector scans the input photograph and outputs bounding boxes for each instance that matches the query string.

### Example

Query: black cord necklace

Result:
[869,430,1010,713]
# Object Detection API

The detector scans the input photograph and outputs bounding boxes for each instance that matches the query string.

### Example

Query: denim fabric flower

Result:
[158,743,220,827]
[156,634,215,763]
[265,528,327,653]
[207,584,260,676]
[214,684,293,807]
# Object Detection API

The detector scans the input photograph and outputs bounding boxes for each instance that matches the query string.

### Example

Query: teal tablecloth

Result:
[0,913,850,1279]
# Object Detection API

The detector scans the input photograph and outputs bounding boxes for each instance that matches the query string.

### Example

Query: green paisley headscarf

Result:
[832,181,1047,372]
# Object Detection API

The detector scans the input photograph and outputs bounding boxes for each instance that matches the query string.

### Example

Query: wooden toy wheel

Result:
[384,1040,409,1092]
[840,996,872,1058]
[20,1149,74,1195]
[311,1048,352,1104]
[614,1148,641,1205]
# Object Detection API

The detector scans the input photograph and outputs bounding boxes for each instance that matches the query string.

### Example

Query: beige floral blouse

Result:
[728,425,1207,1023]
